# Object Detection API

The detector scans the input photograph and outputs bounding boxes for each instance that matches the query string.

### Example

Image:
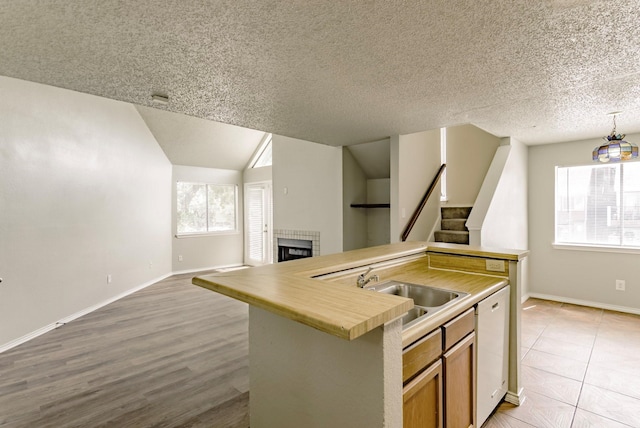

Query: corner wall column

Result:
[505,260,524,405]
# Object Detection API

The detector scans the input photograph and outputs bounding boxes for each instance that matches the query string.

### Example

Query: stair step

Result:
[434,230,470,245]
[441,218,468,231]
[441,206,472,220]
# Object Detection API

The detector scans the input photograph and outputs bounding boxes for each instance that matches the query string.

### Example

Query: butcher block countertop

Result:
[193,242,526,343]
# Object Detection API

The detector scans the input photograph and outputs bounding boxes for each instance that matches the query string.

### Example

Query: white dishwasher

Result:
[475,285,510,427]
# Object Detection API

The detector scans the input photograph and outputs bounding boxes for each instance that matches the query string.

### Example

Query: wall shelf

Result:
[350,203,390,208]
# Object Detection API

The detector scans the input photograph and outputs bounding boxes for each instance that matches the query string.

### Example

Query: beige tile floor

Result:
[483,298,640,428]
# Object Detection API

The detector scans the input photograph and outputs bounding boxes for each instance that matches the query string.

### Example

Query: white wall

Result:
[473,138,529,299]
[529,136,640,311]
[272,135,343,255]
[447,124,501,206]
[0,77,172,348]
[172,165,244,272]
[244,164,272,184]
[391,130,441,242]
[342,147,368,251]
[249,306,402,427]
[479,138,528,251]
[367,179,390,247]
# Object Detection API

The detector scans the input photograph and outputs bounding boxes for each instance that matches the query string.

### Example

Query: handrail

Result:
[401,163,446,242]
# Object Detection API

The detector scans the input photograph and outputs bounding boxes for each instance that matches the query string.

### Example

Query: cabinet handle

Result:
[491,302,499,311]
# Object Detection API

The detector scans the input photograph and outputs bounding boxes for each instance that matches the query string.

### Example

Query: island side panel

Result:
[249,306,402,428]
[506,259,523,405]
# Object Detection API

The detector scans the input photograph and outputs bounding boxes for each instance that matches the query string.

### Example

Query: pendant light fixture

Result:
[593,113,638,162]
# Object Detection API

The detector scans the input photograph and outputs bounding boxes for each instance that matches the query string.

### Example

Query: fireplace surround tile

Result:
[273,229,320,261]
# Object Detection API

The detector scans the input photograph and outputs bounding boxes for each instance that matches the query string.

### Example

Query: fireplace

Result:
[273,229,320,262]
[277,238,313,262]
[273,230,320,263]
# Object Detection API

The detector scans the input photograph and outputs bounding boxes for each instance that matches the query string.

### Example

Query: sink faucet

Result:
[357,267,379,288]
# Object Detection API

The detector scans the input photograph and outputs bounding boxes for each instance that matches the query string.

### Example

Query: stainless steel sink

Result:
[398,306,429,326]
[364,280,469,328]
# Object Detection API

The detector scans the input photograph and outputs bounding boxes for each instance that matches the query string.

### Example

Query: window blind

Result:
[556,162,640,247]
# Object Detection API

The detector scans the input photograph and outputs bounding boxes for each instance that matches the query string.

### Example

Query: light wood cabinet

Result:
[403,328,442,383]
[403,308,476,428]
[442,308,475,351]
[403,359,443,428]
[444,332,476,428]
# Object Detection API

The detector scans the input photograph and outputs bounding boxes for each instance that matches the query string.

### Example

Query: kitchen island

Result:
[193,241,528,427]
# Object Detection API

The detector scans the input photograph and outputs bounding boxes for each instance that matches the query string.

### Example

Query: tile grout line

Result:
[580,308,640,416]
[522,304,579,427]
[530,302,597,427]
[569,307,601,427]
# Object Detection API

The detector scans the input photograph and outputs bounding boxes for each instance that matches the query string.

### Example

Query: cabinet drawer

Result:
[442,307,475,351]
[403,328,442,383]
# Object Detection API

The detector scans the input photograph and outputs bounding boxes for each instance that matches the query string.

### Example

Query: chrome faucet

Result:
[357,267,379,288]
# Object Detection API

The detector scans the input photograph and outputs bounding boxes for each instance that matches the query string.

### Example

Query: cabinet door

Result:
[403,359,443,428]
[444,332,476,428]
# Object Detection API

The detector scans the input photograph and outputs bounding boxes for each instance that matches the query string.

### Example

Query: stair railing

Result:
[401,163,446,242]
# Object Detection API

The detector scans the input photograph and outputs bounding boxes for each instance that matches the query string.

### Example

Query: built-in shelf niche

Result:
[350,203,390,208]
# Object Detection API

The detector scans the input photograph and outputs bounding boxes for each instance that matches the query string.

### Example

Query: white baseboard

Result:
[0,323,60,355]
[0,264,250,354]
[0,273,171,354]
[505,388,526,406]
[171,263,244,276]
[526,292,640,315]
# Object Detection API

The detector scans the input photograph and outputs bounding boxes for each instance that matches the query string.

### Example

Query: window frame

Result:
[248,133,273,169]
[175,181,239,238]
[554,161,640,254]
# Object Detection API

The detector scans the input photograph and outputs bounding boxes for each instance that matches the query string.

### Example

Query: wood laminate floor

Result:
[2,273,640,427]
[0,272,250,428]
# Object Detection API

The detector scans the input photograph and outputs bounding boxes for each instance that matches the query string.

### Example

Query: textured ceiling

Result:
[2,1,640,147]
[136,105,265,170]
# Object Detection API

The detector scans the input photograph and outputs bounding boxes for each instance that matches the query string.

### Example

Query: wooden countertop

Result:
[193,242,519,342]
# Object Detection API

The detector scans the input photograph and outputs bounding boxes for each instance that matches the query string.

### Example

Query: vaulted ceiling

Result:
[136,106,266,170]
[2,1,640,147]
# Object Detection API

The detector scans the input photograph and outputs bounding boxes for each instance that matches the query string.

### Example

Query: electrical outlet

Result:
[485,259,505,272]
[616,279,626,291]
[178,255,183,262]
[107,274,112,284]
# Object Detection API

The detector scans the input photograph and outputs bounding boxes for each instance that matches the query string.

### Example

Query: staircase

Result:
[434,207,471,245]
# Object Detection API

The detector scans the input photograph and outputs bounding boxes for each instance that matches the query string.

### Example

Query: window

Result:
[555,162,640,248]
[249,134,272,168]
[176,182,238,235]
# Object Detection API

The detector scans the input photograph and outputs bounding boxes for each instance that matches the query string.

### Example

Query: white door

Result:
[245,182,272,266]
